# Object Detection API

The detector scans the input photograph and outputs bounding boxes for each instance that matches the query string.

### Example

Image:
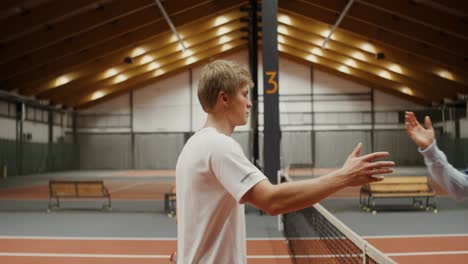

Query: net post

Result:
[277,169,284,232]
[362,241,367,264]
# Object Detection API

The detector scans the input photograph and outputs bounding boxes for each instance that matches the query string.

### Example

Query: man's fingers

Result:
[405,111,420,128]
[368,161,395,169]
[348,142,362,158]
[361,151,390,161]
[404,113,414,129]
[369,175,385,182]
[425,116,433,130]
[369,168,394,176]
[405,122,413,133]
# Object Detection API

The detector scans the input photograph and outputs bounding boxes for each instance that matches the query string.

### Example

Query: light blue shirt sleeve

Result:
[419,141,468,200]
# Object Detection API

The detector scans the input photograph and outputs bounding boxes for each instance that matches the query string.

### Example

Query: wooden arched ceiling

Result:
[0,0,467,109]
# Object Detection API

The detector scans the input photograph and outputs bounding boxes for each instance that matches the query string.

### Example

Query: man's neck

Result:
[204,114,234,136]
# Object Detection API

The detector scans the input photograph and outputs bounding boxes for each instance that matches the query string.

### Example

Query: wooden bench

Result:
[360,176,437,214]
[164,184,176,217]
[48,180,111,211]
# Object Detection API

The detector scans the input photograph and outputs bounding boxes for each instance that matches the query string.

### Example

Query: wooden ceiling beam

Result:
[41,30,246,102]
[432,0,468,16]
[58,37,246,105]
[279,34,456,100]
[281,1,468,72]
[277,22,468,95]
[358,0,468,39]
[280,51,431,106]
[303,0,467,57]
[69,42,248,108]
[2,3,245,91]
[0,0,98,42]
[278,9,468,86]
[0,0,33,13]
[278,43,438,103]
[0,0,158,65]
[11,10,243,95]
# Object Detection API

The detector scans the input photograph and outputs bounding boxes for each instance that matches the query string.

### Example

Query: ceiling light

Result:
[277,35,286,44]
[131,47,145,57]
[351,51,366,61]
[154,69,165,77]
[147,62,160,71]
[388,64,403,74]
[55,76,70,86]
[378,70,392,79]
[217,26,229,36]
[222,44,232,51]
[219,36,231,44]
[186,57,196,65]
[437,70,454,80]
[214,16,228,26]
[170,34,184,42]
[338,65,350,74]
[400,86,413,95]
[278,14,292,25]
[320,29,337,41]
[115,74,127,83]
[91,91,105,100]
[360,43,376,53]
[306,54,318,63]
[278,25,289,34]
[344,59,357,67]
[104,68,119,78]
[182,49,193,58]
[311,47,323,56]
[140,55,154,64]
[320,29,331,37]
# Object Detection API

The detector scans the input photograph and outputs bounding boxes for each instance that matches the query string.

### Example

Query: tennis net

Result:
[279,170,396,264]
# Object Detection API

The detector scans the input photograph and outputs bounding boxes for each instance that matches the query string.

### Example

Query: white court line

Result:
[386,251,468,256]
[0,253,170,258]
[0,253,364,259]
[2,252,468,259]
[2,234,468,240]
[0,236,177,240]
[363,234,468,239]
[0,236,286,241]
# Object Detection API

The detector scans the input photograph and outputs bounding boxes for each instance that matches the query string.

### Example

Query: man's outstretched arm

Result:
[242,143,394,215]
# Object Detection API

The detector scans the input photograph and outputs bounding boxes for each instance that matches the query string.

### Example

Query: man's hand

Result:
[405,111,435,150]
[339,143,395,186]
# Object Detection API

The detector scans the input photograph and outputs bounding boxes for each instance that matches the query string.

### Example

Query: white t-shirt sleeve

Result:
[210,137,267,203]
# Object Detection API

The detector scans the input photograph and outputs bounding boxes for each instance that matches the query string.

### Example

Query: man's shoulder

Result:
[195,128,237,145]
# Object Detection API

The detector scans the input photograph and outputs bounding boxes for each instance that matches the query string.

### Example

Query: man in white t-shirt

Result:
[176,60,395,263]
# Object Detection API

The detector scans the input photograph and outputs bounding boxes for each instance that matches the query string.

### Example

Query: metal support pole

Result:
[262,0,281,184]
[310,66,316,166]
[189,68,193,133]
[248,0,259,167]
[322,0,354,48]
[130,90,135,169]
[370,89,375,152]
[155,0,186,51]
[48,110,53,171]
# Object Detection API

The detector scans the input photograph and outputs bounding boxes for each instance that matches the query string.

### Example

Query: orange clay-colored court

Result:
[0,169,467,264]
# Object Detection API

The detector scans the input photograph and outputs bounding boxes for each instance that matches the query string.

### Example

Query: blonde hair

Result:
[198,60,253,112]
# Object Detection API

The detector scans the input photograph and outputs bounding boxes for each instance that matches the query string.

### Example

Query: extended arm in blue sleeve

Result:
[419,141,468,200]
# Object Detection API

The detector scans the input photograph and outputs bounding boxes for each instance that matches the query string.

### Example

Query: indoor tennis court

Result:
[1,0,467,263]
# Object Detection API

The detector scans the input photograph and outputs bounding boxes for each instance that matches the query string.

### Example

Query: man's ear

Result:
[219,91,229,104]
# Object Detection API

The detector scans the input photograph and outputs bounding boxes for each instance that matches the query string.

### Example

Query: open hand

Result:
[405,111,435,150]
[340,143,395,186]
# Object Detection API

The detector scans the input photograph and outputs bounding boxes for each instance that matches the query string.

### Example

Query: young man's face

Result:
[226,85,252,127]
